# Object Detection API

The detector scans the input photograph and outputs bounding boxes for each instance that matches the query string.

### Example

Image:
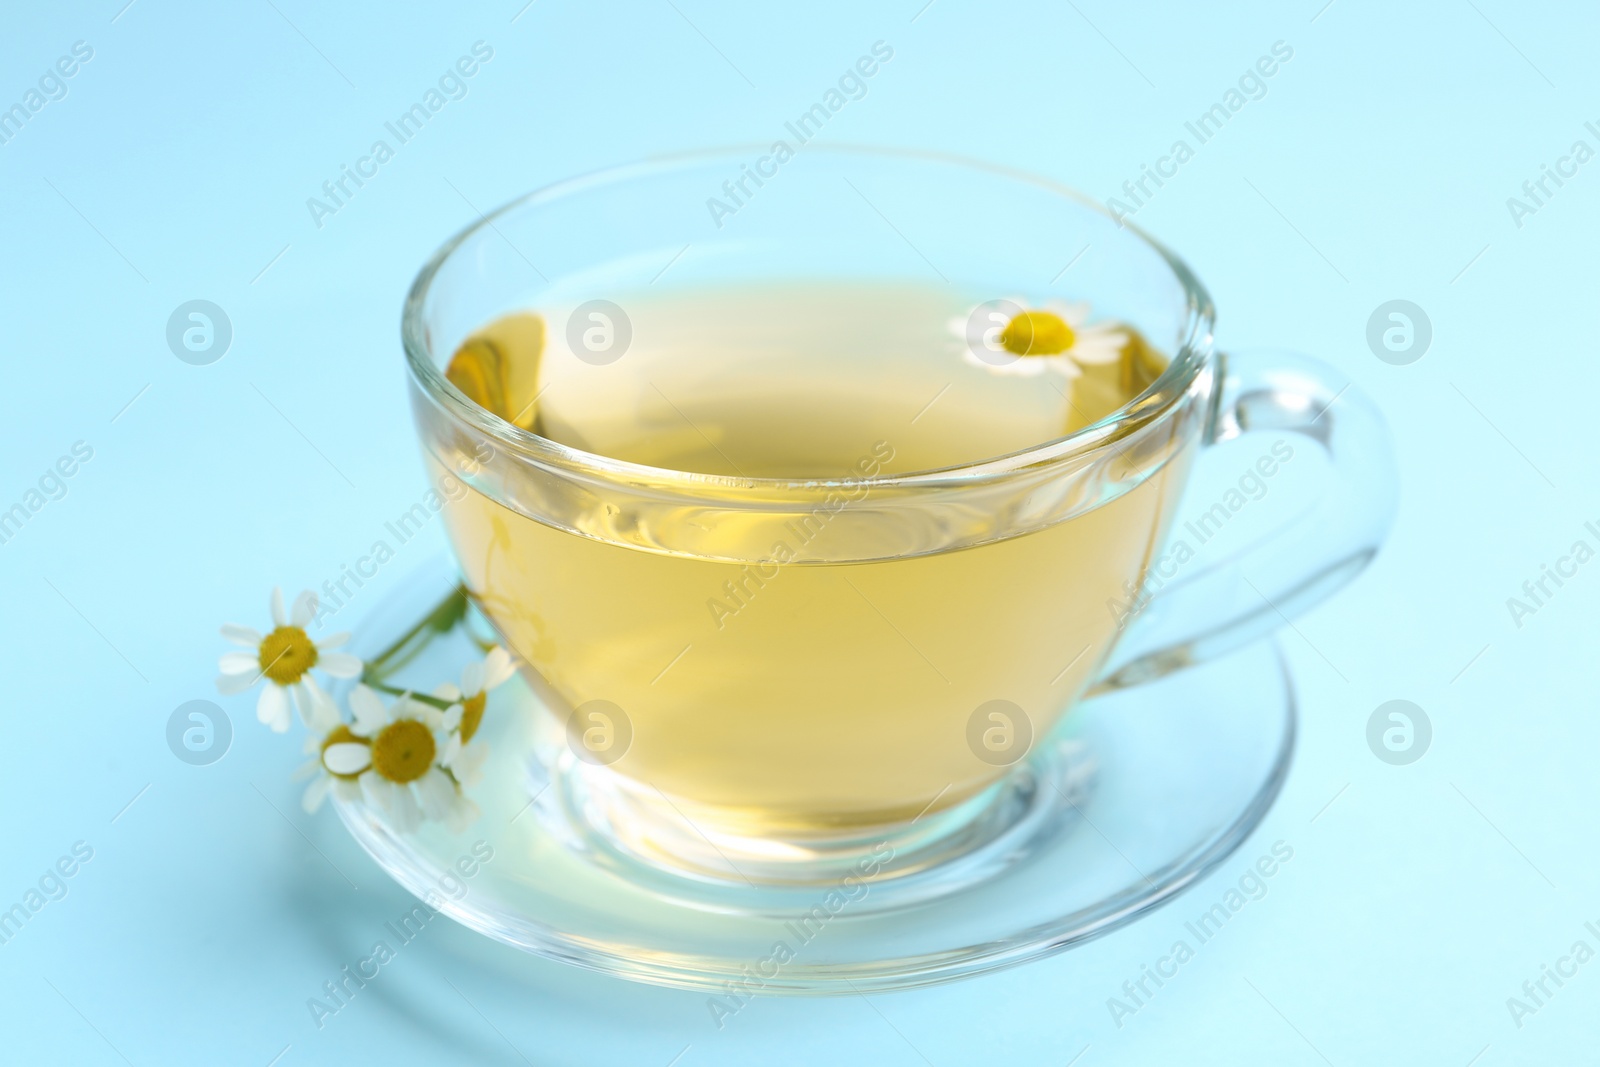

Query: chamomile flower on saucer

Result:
[435,647,516,788]
[216,588,363,733]
[299,722,372,813]
[348,684,462,834]
[953,299,1128,378]
[295,686,366,812]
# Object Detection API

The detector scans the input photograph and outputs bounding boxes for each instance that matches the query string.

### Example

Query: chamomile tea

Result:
[427,281,1190,834]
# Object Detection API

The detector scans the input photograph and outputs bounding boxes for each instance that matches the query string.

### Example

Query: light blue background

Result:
[2,1,1594,1063]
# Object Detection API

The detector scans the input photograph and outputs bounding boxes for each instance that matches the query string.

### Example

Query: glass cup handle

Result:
[1090,350,1398,694]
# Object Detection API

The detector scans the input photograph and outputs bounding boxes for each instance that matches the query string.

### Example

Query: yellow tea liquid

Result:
[432,283,1189,833]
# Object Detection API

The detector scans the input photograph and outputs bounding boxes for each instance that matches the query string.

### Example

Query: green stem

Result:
[360,584,471,684]
[363,681,455,711]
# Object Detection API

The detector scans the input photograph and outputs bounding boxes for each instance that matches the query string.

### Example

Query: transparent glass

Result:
[335,559,1296,992]
[400,146,1395,887]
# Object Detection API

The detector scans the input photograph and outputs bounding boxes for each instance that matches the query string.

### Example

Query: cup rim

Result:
[401,144,1216,492]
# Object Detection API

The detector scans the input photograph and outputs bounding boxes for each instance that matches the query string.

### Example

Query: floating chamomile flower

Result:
[953,299,1128,378]
[435,647,516,788]
[348,685,478,833]
[216,588,363,733]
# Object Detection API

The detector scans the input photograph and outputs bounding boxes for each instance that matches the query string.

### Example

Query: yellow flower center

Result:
[258,626,318,685]
[320,724,368,781]
[370,720,436,784]
[459,691,488,744]
[999,310,1075,356]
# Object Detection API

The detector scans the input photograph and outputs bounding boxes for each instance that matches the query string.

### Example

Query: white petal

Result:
[453,742,489,787]
[216,672,257,696]
[333,778,363,804]
[360,772,387,806]
[361,773,396,815]
[440,733,463,766]
[1069,329,1128,366]
[218,651,258,675]
[349,685,388,734]
[447,793,481,833]
[303,682,342,733]
[257,685,291,733]
[301,775,332,814]
[318,651,363,679]
[441,705,463,733]
[461,740,489,773]
[390,784,421,833]
[220,624,262,647]
[1054,301,1091,327]
[963,346,1048,377]
[291,590,318,628]
[293,755,320,779]
[323,742,372,776]
[290,683,314,728]
[389,694,440,731]
[415,769,455,821]
[433,682,463,702]
[460,660,484,697]
[270,587,287,627]
[320,631,351,649]
[962,346,1016,372]
[481,647,516,691]
[363,774,416,829]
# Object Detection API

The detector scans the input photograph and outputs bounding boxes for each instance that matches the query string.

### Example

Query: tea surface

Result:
[445,282,1166,475]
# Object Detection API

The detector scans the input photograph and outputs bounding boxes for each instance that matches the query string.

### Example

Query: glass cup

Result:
[402,146,1395,885]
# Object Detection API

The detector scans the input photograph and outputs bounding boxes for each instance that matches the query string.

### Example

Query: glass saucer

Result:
[333,556,1295,995]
